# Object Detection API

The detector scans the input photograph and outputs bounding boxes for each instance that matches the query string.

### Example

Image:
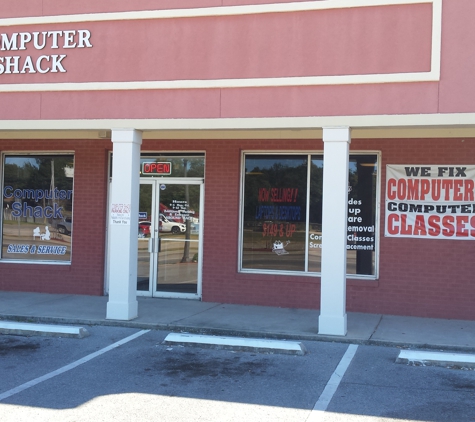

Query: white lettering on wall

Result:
[0,29,92,75]
[33,32,48,50]
[0,54,67,74]
[1,33,17,51]
[77,30,92,48]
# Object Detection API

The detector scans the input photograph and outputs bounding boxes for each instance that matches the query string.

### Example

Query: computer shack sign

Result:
[0,30,92,75]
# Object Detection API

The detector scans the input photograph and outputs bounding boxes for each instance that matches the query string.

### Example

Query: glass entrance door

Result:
[137,180,203,298]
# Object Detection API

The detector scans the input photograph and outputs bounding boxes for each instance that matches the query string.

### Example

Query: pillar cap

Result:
[322,126,351,143]
[111,128,143,145]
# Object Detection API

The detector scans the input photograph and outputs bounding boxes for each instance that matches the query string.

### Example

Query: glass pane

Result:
[157,238,199,293]
[308,156,324,273]
[137,184,152,291]
[156,183,200,294]
[347,155,378,276]
[308,154,378,276]
[2,155,74,262]
[242,155,307,272]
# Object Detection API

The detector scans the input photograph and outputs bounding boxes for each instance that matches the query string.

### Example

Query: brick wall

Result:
[200,138,323,309]
[199,137,475,320]
[347,138,475,320]
[2,136,474,320]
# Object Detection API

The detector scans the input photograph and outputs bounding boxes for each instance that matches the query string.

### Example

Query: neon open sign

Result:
[142,162,172,175]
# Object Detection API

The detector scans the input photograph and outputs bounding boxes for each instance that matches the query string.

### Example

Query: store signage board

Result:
[0,30,93,75]
[385,165,475,239]
[142,162,172,176]
[0,1,439,91]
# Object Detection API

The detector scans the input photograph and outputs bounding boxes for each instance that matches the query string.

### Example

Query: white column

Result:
[106,129,142,320]
[318,127,351,336]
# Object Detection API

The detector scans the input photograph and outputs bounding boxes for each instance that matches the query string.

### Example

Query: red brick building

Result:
[1,0,474,334]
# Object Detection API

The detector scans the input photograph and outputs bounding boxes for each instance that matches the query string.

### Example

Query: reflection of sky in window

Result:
[246,156,307,172]
[5,157,39,168]
[311,158,323,168]
[350,156,377,173]
[311,158,376,173]
[245,155,376,173]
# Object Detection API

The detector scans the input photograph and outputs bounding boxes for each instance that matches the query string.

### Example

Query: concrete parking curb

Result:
[396,350,475,369]
[0,321,89,338]
[163,333,307,355]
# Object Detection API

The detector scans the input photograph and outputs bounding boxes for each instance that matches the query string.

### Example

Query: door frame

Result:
[139,177,204,299]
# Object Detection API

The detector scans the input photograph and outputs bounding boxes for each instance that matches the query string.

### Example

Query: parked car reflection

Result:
[138,221,151,237]
[56,217,72,235]
[160,214,186,233]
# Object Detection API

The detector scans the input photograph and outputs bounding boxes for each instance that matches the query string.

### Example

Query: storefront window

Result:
[346,155,378,275]
[2,154,74,263]
[308,154,378,275]
[242,155,308,272]
[241,153,378,277]
[308,156,324,273]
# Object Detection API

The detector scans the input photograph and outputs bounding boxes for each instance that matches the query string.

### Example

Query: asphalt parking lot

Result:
[1,326,474,422]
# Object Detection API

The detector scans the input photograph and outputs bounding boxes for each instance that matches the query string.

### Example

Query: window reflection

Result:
[242,154,378,276]
[242,155,307,272]
[2,155,74,262]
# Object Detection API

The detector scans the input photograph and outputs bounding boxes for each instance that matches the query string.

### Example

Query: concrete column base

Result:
[106,300,138,321]
[318,314,347,336]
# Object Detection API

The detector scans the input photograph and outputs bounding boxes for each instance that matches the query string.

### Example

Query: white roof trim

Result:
[1,112,475,131]
[0,0,439,26]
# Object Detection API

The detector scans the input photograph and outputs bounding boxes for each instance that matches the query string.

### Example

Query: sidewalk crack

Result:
[369,315,383,340]
[169,302,222,324]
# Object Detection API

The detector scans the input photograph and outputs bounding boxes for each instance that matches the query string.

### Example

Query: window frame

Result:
[1,151,75,265]
[238,150,381,280]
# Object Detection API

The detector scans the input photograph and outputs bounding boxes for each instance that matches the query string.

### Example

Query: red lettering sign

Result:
[142,162,172,175]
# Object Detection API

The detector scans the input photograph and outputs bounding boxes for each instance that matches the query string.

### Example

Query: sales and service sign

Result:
[385,165,475,239]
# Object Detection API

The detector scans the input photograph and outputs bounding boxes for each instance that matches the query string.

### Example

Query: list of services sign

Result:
[385,165,475,239]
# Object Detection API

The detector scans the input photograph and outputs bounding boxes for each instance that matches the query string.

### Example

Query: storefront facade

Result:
[1,0,474,334]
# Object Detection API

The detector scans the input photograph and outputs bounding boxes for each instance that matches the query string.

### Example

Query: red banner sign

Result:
[385,165,475,239]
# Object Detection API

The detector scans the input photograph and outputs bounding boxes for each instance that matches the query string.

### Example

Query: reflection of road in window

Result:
[51,230,63,241]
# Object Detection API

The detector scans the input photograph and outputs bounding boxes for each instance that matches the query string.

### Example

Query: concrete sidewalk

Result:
[0,291,474,352]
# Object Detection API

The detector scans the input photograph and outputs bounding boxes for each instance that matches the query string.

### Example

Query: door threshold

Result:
[152,293,201,300]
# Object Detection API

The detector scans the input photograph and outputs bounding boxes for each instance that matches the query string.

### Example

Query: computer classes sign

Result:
[385,165,475,239]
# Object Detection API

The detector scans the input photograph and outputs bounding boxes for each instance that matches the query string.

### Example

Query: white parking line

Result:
[0,329,150,402]
[307,344,359,421]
